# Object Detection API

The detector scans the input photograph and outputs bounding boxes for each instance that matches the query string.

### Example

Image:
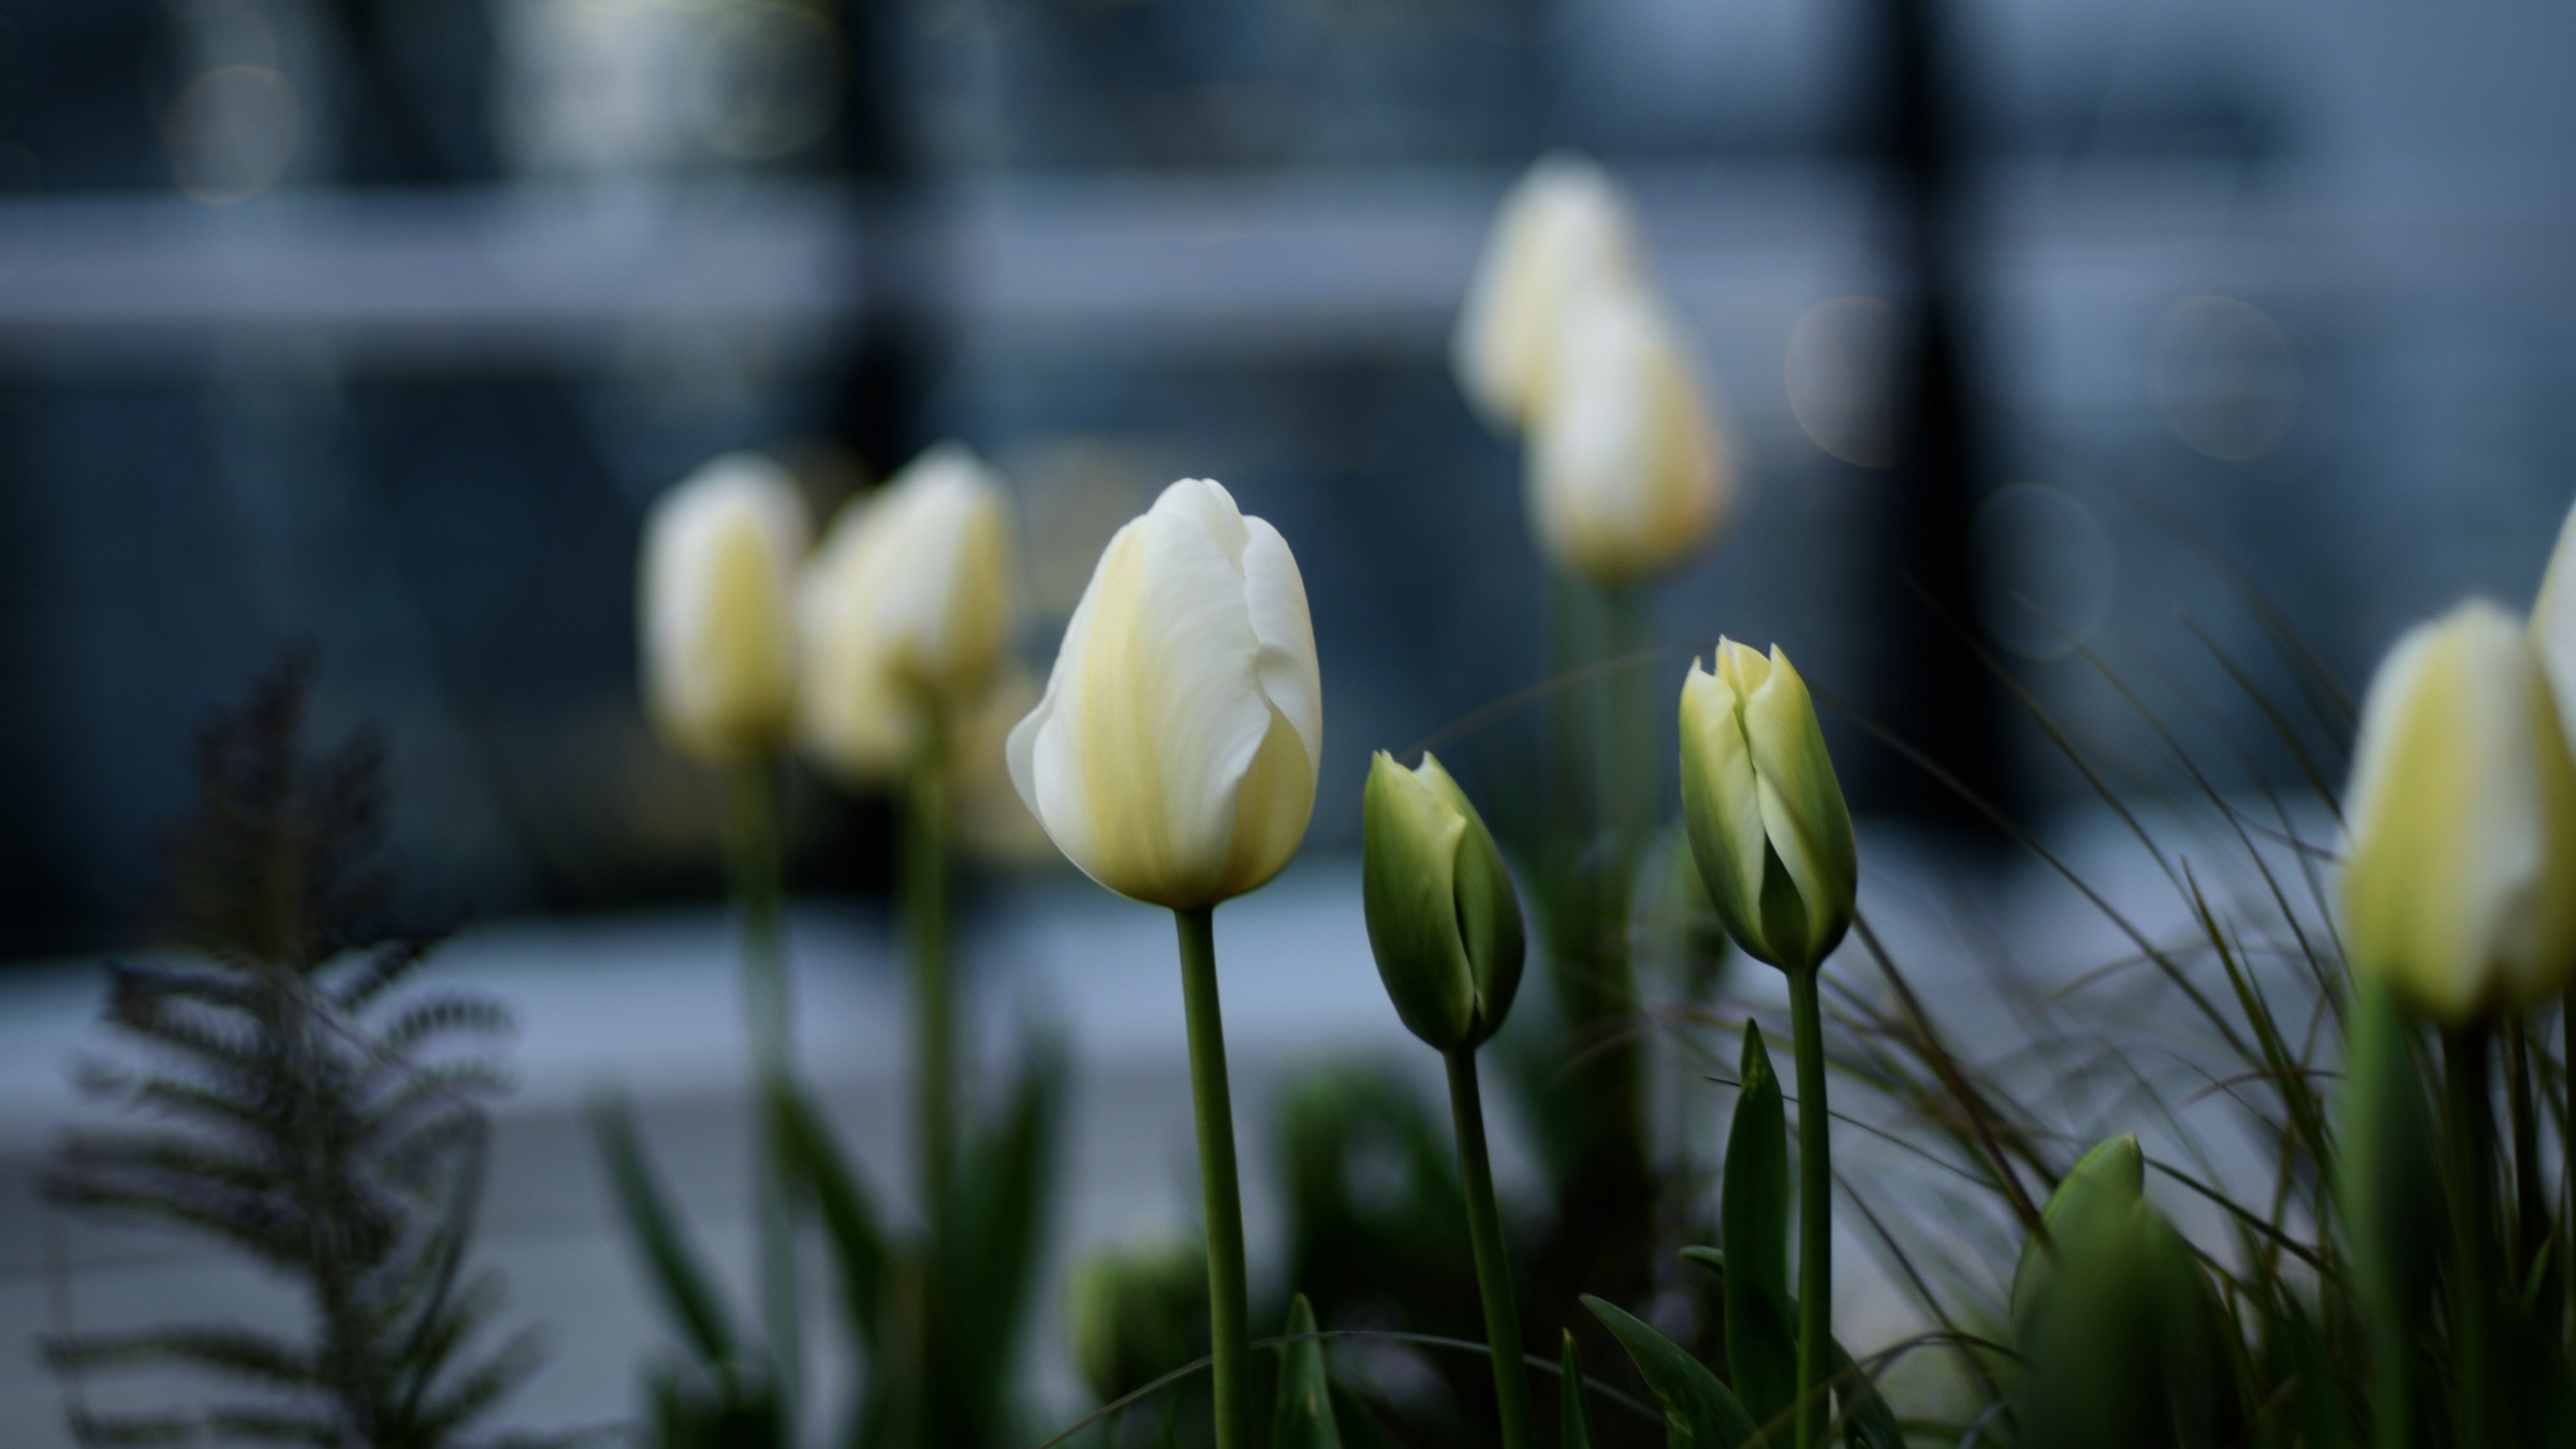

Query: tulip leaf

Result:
[1560,1330,1595,1449]
[1719,1023,1796,1429]
[589,1091,738,1369]
[1584,1295,1765,1448]
[932,1037,1065,1428]
[1273,1294,1344,1449]
[769,1077,889,1354]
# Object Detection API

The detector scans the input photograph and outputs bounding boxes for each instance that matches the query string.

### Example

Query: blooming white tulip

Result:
[2530,494,2576,747]
[2343,600,2576,1022]
[797,443,1018,783]
[1007,478,1322,910]
[1451,152,1647,434]
[639,452,808,763]
[1527,280,1731,583]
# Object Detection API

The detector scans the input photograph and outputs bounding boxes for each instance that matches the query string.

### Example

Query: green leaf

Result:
[1272,1293,1344,1449]
[928,1038,1065,1436]
[1560,1330,1595,1449]
[768,1079,888,1354]
[589,1093,737,1368]
[1719,1023,1796,1429]
[1585,1295,1766,1448]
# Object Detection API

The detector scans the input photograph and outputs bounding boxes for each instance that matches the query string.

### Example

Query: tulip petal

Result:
[1742,647,1856,963]
[1680,658,1771,959]
[1242,516,1324,779]
[1527,284,1729,584]
[1415,753,1525,1040]
[1362,753,1477,1049]
[641,453,806,763]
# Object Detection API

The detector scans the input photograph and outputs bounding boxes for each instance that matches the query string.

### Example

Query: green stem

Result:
[1175,906,1251,1449]
[1786,966,1833,1449]
[908,725,954,1226]
[2443,1026,2498,1449]
[1444,1047,1538,1449]
[1601,581,1654,869]
[727,757,799,1421]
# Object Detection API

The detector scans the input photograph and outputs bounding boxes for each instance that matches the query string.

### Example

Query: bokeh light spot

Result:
[2151,294,2300,462]
[1785,294,1894,468]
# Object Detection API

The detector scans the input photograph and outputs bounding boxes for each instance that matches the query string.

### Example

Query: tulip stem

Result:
[908,728,955,1227]
[1443,1047,1538,1449]
[2442,1026,2498,1449]
[727,755,799,1424]
[1786,965,1832,1449]
[1174,906,1252,1449]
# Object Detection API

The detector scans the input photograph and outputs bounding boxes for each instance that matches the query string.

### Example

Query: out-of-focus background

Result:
[0,0,2572,1438]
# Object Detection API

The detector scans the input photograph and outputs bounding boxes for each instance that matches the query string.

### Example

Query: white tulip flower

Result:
[1007,478,1322,910]
[2343,599,2576,1022]
[1678,639,1856,973]
[639,452,808,763]
[798,443,1018,783]
[1526,280,1732,584]
[1452,152,1648,435]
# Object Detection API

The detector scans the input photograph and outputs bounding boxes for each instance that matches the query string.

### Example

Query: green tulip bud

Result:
[1362,751,1526,1052]
[1678,639,1857,973]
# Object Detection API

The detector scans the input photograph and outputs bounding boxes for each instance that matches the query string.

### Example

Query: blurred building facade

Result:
[3,0,2575,955]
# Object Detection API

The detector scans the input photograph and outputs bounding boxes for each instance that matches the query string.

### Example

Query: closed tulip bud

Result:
[1678,640,1856,973]
[2341,599,2576,1022]
[1527,281,1732,583]
[639,452,808,763]
[797,442,1018,783]
[1362,751,1525,1051]
[1452,151,1648,434]
[1007,478,1323,910]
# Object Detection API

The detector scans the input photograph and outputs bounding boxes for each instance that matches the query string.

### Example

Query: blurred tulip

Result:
[1451,152,1647,435]
[1526,281,1731,583]
[2343,600,2576,1022]
[1362,751,1525,1052]
[639,452,807,763]
[1678,639,1856,973]
[1007,478,1322,910]
[797,442,1018,783]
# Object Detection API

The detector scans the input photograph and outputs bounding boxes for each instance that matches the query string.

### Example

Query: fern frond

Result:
[46,1326,315,1387]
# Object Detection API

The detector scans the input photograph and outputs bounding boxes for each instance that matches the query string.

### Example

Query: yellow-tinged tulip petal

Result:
[1007,478,1323,910]
[1678,638,1856,972]
[797,441,1018,784]
[1451,152,1648,435]
[1525,280,1733,583]
[639,452,807,763]
[2343,599,2576,1021]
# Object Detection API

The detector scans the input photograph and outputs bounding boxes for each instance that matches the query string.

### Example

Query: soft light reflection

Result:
[168,65,300,205]
[1973,482,2114,659]
[2151,294,2300,462]
[1784,294,1894,468]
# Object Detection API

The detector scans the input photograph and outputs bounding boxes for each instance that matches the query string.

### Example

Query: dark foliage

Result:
[42,657,572,1448]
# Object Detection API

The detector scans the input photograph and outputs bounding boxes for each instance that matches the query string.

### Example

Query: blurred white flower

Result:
[639,452,808,764]
[1008,479,1322,909]
[1525,280,1732,583]
[1451,152,1647,435]
[2343,600,2576,1022]
[797,443,1017,784]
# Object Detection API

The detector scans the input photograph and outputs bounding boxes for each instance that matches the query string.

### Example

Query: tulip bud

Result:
[797,442,1018,784]
[1007,478,1324,910]
[1452,152,1648,434]
[1678,640,1856,973]
[638,452,808,764]
[1526,280,1732,584]
[1362,751,1525,1051]
[2342,599,2576,1022]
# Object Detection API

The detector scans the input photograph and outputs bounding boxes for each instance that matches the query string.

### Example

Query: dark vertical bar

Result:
[832,0,936,483]
[1858,0,2008,824]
